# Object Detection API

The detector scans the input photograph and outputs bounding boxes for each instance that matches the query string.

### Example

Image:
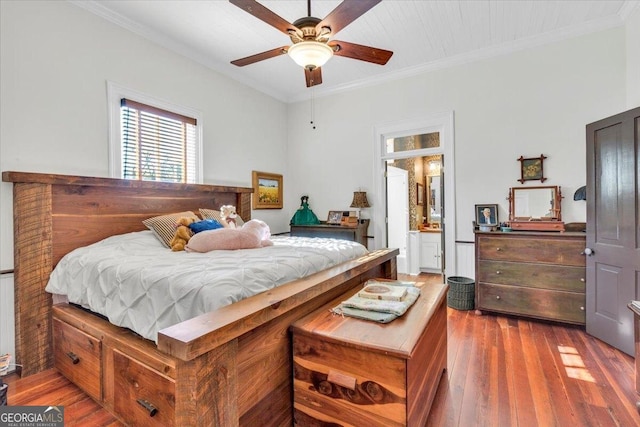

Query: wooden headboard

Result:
[2,171,253,376]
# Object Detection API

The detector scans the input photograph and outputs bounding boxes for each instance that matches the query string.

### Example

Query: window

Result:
[120,99,197,183]
[108,82,203,183]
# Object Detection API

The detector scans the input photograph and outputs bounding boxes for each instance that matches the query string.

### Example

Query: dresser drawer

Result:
[477,236,585,266]
[113,350,175,427]
[477,261,585,292]
[53,318,102,401]
[477,283,585,324]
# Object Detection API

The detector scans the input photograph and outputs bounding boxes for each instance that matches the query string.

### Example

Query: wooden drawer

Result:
[113,349,176,427]
[477,283,586,324]
[477,260,585,292]
[477,236,585,266]
[53,318,102,401]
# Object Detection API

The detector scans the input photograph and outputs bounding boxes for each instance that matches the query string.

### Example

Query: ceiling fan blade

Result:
[231,46,289,67]
[305,67,322,87]
[316,0,381,37]
[329,40,393,65]
[229,0,301,38]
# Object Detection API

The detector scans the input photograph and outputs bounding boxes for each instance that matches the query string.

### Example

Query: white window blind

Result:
[120,98,197,183]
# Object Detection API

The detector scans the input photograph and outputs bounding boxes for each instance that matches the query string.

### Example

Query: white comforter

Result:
[46,231,368,342]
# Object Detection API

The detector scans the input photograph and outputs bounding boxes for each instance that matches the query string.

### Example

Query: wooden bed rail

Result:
[158,249,399,360]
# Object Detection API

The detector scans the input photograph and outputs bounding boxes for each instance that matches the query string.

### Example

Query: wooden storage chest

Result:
[290,282,448,427]
[475,231,586,324]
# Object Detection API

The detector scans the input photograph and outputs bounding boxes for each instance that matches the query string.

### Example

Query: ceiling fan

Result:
[229,0,393,87]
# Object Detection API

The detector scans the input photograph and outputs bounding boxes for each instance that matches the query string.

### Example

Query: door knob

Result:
[582,248,594,256]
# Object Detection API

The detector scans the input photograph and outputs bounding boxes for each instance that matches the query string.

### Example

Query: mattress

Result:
[45,230,368,342]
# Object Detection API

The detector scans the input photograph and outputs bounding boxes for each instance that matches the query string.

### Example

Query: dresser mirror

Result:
[509,186,563,228]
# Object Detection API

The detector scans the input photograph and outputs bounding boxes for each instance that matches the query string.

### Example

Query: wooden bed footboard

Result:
[3,171,399,426]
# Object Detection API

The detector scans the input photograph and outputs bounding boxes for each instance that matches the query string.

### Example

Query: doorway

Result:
[373,112,456,278]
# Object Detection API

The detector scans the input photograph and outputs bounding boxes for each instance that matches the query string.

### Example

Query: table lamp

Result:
[350,191,370,222]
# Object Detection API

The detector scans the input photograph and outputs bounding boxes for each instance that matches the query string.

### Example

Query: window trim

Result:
[107,81,203,183]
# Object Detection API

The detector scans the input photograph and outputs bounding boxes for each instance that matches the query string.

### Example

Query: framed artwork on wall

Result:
[252,171,283,209]
[517,154,547,184]
[416,182,424,205]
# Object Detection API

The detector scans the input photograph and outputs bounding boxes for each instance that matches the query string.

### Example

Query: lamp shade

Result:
[288,41,333,70]
[350,191,370,209]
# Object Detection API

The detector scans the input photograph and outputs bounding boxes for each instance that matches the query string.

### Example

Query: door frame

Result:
[373,111,456,278]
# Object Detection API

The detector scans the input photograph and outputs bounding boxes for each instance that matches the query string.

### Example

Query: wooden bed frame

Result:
[2,171,399,426]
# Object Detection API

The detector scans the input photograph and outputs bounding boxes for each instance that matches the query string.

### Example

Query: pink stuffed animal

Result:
[185,219,273,253]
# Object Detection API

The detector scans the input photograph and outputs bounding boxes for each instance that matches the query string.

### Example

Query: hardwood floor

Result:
[3,368,123,426]
[3,273,639,426]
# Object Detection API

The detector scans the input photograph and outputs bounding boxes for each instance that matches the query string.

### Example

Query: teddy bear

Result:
[170,216,196,251]
[185,219,273,253]
[220,205,238,229]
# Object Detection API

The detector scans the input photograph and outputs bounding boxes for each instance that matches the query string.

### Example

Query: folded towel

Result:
[331,286,421,323]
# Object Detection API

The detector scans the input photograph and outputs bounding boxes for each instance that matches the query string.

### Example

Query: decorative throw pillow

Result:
[189,219,224,234]
[142,211,200,248]
[199,208,245,227]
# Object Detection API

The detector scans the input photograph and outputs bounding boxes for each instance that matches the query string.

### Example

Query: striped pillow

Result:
[199,208,245,227]
[143,211,200,248]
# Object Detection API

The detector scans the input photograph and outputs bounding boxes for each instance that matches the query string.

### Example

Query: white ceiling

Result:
[71,0,638,103]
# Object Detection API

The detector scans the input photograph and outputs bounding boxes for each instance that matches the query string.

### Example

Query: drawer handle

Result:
[327,369,356,391]
[496,247,501,251]
[137,399,158,417]
[496,295,501,300]
[496,270,501,275]
[580,306,585,311]
[66,352,80,365]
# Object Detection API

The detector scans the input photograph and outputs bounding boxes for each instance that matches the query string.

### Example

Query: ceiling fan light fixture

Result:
[288,41,333,70]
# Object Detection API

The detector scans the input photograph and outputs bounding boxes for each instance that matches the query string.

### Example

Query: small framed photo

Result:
[327,210,343,224]
[416,182,424,205]
[252,171,283,209]
[475,204,499,226]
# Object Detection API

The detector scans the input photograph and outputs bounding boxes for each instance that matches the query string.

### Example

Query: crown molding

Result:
[67,0,290,103]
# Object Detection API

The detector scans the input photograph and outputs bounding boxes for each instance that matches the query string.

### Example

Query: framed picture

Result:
[475,204,498,226]
[252,171,283,209]
[327,210,344,224]
[416,182,424,205]
[517,154,547,184]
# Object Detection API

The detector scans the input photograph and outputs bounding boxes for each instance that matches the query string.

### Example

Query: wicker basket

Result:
[446,276,475,310]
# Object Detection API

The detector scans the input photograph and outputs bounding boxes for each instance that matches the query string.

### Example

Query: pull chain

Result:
[310,87,316,129]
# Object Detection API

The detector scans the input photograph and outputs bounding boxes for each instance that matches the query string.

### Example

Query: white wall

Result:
[0,2,633,274]
[286,27,627,258]
[627,6,640,108]
[0,1,290,270]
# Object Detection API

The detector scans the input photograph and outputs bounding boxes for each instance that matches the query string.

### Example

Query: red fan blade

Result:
[316,0,381,37]
[329,40,393,65]
[231,46,289,67]
[229,0,301,38]
[305,67,323,87]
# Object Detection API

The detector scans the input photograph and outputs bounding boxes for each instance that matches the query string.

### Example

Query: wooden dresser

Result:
[290,219,369,248]
[290,282,448,426]
[475,231,586,325]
